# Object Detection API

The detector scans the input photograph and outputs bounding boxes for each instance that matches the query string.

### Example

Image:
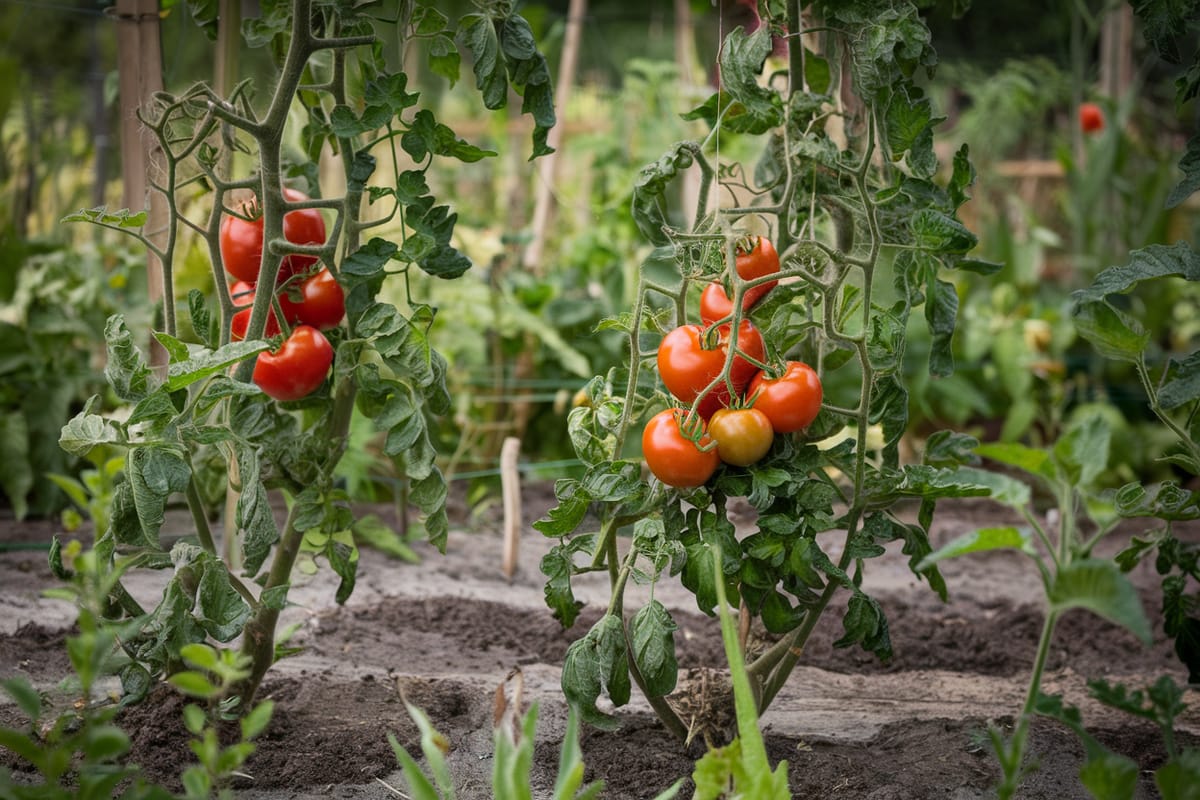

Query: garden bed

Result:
[1,484,1197,799]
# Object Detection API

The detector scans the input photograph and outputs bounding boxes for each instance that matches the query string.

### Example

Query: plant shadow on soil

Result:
[1,483,1198,799]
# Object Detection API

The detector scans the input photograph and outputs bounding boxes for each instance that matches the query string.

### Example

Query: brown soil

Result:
[1,486,1197,799]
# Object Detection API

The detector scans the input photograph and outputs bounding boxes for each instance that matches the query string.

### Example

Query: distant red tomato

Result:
[1079,102,1105,134]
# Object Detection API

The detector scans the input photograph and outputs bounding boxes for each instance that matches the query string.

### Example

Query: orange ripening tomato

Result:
[747,361,823,433]
[708,407,774,466]
[641,409,720,488]
[1079,102,1104,134]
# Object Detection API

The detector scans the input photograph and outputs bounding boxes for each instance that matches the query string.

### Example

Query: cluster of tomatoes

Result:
[220,187,345,402]
[642,236,823,488]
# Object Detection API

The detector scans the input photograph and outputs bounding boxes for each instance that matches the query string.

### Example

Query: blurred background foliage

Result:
[0,0,1196,520]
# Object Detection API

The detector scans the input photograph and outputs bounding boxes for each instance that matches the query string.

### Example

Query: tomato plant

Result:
[538,0,998,741]
[747,361,823,434]
[707,407,773,467]
[641,409,720,488]
[59,0,556,715]
[1079,101,1105,134]
[251,325,333,402]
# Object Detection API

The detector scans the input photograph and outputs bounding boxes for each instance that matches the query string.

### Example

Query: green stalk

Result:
[233,507,303,707]
[998,608,1060,800]
[607,544,690,741]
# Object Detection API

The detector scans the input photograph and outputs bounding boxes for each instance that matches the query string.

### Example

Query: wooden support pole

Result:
[522,0,586,272]
[114,0,168,367]
[500,437,522,580]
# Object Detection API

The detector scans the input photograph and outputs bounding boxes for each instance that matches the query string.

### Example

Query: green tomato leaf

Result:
[916,526,1035,572]
[1073,242,1200,302]
[196,560,251,641]
[60,410,125,457]
[925,276,958,378]
[341,237,399,279]
[1072,300,1150,363]
[104,315,156,402]
[595,613,631,708]
[1166,133,1200,208]
[1159,350,1200,410]
[630,601,679,698]
[128,445,192,546]
[540,539,588,629]
[560,633,618,731]
[166,340,269,392]
[234,443,280,576]
[885,85,943,178]
[428,33,461,85]
[975,441,1053,482]
[717,25,784,132]
[835,590,893,662]
[401,108,496,163]
[910,209,977,255]
[1053,410,1111,489]
[1049,559,1152,645]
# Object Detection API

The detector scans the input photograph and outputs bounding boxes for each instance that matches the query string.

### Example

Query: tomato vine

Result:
[58,0,555,711]
[537,0,1001,740]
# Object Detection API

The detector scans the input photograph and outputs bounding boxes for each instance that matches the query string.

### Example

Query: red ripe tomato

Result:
[641,409,720,488]
[657,321,765,417]
[708,407,774,466]
[280,187,326,280]
[252,325,334,402]
[230,306,282,342]
[699,282,735,325]
[747,361,823,433]
[735,236,780,308]
[290,268,345,330]
[229,280,256,308]
[219,187,327,284]
[1079,102,1104,134]
[227,280,295,340]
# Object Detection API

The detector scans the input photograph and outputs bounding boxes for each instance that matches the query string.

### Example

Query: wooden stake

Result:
[115,0,167,367]
[522,0,586,272]
[500,437,522,580]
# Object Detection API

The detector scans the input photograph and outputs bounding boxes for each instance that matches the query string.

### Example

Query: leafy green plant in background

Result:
[55,0,554,715]
[913,410,1188,798]
[1073,241,1200,686]
[0,540,171,800]
[0,244,144,520]
[1068,0,1200,691]
[536,0,1001,741]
